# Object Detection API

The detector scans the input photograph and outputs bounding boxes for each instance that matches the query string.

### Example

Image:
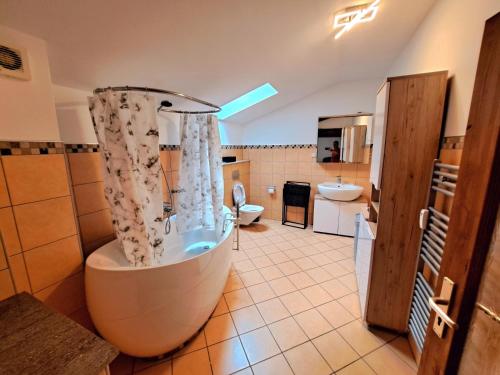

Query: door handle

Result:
[428,277,458,338]
[429,297,459,331]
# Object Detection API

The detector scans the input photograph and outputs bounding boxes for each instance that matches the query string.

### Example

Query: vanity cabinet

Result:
[313,195,366,236]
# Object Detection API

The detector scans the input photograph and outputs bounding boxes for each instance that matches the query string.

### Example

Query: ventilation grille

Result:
[0,42,31,80]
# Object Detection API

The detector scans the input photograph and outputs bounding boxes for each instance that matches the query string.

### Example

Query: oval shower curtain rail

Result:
[93,86,221,114]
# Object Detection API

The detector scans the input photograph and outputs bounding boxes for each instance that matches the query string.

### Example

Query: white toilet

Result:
[232,183,264,225]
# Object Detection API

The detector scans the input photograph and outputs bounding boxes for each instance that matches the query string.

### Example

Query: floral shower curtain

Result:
[176,114,224,235]
[88,90,163,267]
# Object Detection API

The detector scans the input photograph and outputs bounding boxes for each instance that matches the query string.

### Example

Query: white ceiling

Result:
[0,0,436,124]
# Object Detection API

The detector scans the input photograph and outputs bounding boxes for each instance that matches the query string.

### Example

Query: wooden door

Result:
[418,12,500,374]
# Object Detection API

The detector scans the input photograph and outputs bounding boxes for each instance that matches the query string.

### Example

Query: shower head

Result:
[157,100,173,113]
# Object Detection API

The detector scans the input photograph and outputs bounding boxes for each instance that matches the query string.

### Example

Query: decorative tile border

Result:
[0,141,64,155]
[160,145,180,151]
[63,143,318,152]
[65,144,99,153]
[442,136,465,150]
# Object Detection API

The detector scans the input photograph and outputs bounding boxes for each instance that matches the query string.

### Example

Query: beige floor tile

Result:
[276,241,294,251]
[325,249,346,262]
[337,273,358,291]
[364,345,416,375]
[136,361,172,374]
[306,267,333,283]
[297,245,320,257]
[172,348,211,375]
[283,341,331,375]
[224,288,254,311]
[268,251,290,264]
[320,278,352,299]
[322,262,350,278]
[268,277,297,296]
[279,291,313,315]
[337,293,361,318]
[336,359,375,375]
[277,260,303,275]
[317,300,355,328]
[313,330,359,371]
[255,237,272,246]
[224,274,245,293]
[337,258,355,272]
[170,329,206,359]
[300,284,333,307]
[294,308,333,339]
[240,327,280,365]
[385,337,418,371]
[247,282,276,303]
[233,367,252,375]
[245,247,265,258]
[283,248,304,260]
[256,298,291,324]
[231,305,265,334]
[259,265,284,281]
[268,317,308,351]
[233,259,256,273]
[208,337,249,375]
[251,354,293,375]
[294,257,318,271]
[287,272,316,289]
[259,244,281,255]
[251,255,273,269]
[309,253,332,266]
[204,313,237,345]
[336,320,395,356]
[212,296,229,317]
[239,270,265,287]
[232,250,249,263]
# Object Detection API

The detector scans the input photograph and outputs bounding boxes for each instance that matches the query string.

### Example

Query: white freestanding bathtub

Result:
[85,207,233,357]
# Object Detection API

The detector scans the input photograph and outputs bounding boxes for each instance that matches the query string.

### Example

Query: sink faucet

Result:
[336,175,342,184]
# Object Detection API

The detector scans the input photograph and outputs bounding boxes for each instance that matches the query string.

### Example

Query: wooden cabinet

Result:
[313,195,366,236]
[363,71,448,332]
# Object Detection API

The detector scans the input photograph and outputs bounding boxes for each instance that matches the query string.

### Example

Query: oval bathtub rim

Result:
[86,216,234,272]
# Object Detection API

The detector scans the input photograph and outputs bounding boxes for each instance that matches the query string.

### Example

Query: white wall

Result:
[241,78,382,145]
[389,0,499,136]
[53,84,243,145]
[0,25,60,141]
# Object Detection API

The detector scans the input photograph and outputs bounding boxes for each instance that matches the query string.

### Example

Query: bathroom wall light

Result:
[333,0,380,40]
[217,83,278,120]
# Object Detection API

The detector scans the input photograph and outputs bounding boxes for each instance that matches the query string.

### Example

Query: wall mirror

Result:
[316,114,373,163]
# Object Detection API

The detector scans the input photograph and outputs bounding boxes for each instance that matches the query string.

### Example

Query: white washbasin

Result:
[317,182,363,201]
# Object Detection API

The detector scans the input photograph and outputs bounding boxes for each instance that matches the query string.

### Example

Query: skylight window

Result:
[217,83,278,120]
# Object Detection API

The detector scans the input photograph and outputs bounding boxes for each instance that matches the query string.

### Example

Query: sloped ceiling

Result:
[0,0,436,124]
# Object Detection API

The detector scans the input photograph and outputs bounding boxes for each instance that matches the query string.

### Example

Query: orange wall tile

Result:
[73,182,109,216]
[34,271,85,316]
[79,209,114,247]
[0,269,15,300]
[0,207,22,256]
[2,154,70,205]
[14,196,77,251]
[24,235,82,292]
[0,160,11,208]
[67,153,104,185]
[8,253,31,294]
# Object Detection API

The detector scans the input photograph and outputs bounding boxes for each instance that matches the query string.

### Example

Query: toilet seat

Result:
[232,183,265,225]
[240,204,264,213]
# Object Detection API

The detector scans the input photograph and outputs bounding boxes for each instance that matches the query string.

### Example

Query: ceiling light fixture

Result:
[217,83,278,120]
[333,0,380,39]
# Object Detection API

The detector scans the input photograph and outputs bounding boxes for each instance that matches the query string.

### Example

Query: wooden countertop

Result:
[0,293,118,375]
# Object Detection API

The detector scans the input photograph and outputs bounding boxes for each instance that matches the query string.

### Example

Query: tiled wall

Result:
[0,149,87,325]
[67,151,115,258]
[223,161,250,208]
[241,146,371,224]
